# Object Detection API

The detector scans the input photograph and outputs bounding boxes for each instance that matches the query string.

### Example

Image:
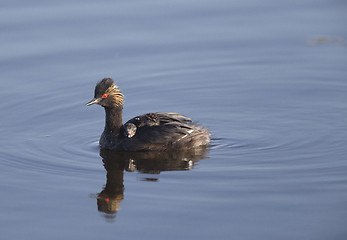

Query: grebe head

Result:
[86,78,124,108]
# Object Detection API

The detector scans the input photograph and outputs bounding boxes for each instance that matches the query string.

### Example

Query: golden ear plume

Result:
[106,84,124,107]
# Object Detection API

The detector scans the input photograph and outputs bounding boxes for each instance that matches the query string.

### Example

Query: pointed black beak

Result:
[86,98,100,106]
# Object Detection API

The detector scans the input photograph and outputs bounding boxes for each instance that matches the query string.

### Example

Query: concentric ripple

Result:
[0,85,104,177]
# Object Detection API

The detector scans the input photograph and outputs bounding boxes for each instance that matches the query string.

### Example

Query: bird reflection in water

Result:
[95,148,209,220]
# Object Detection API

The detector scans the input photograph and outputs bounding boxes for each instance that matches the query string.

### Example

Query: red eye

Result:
[102,94,108,98]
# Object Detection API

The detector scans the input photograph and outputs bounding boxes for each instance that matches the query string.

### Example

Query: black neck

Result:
[104,106,123,134]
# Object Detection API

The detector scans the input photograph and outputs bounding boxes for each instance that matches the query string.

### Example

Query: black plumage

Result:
[87,78,210,151]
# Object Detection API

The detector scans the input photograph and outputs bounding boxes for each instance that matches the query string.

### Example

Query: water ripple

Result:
[0,88,103,176]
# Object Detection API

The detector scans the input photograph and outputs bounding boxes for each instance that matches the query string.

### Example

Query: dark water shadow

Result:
[95,148,209,220]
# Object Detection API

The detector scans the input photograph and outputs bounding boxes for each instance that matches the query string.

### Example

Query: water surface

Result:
[1,0,347,239]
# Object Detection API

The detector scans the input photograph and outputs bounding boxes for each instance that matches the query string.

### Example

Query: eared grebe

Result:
[87,78,210,151]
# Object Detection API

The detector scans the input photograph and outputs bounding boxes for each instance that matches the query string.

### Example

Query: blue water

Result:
[1,0,347,239]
